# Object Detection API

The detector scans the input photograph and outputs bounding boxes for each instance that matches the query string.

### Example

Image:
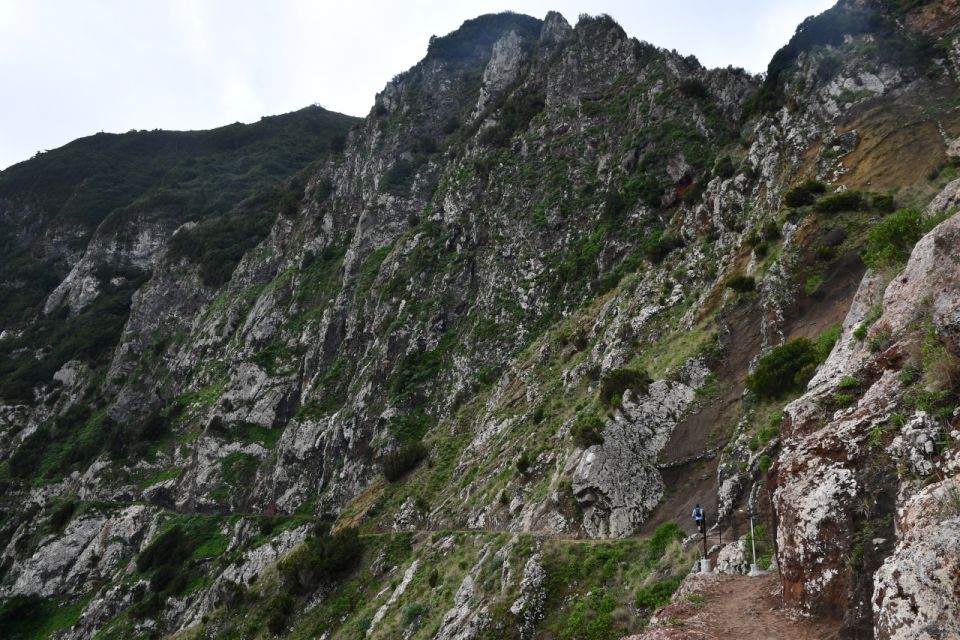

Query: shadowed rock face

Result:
[2,2,960,638]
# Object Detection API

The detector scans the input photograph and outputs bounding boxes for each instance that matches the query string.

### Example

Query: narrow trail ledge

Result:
[625,574,840,640]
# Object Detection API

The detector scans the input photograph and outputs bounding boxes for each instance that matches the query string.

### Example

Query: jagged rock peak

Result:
[539,10,571,43]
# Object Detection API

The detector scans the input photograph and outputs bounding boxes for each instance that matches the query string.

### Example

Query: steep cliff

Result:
[2,2,960,639]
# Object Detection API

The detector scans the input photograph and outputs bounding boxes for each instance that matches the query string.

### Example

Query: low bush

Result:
[869,329,893,353]
[381,442,428,482]
[279,524,363,594]
[641,229,684,263]
[714,155,735,179]
[571,415,605,448]
[266,593,295,634]
[815,323,841,361]
[647,521,685,563]
[381,160,417,195]
[635,576,682,611]
[783,179,826,207]
[136,525,194,573]
[838,376,859,390]
[871,193,896,213]
[761,219,781,241]
[758,454,772,473]
[388,411,435,444]
[814,190,865,213]
[480,90,545,148]
[863,208,923,269]
[746,337,821,398]
[834,392,855,406]
[599,368,651,405]
[47,500,76,532]
[516,451,533,475]
[402,602,426,626]
[726,275,755,293]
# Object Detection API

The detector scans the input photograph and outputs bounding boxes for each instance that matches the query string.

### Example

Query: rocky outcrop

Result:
[510,553,546,639]
[474,30,529,115]
[2,505,156,598]
[573,378,699,538]
[716,538,750,575]
[873,474,960,640]
[774,209,960,629]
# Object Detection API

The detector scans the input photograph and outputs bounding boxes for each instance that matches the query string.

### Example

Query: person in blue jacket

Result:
[692,504,705,533]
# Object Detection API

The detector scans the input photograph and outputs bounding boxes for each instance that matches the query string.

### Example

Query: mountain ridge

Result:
[2,2,960,638]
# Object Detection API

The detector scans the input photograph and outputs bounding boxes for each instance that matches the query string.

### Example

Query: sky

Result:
[0,0,836,170]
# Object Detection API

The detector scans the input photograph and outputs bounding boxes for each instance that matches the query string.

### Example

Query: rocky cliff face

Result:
[2,2,960,639]
[774,202,960,638]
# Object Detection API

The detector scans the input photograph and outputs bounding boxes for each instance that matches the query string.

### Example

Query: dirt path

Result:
[625,574,839,640]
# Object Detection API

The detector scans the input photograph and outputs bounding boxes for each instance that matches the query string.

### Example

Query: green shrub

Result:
[869,330,893,353]
[635,577,682,611]
[853,305,883,341]
[390,338,451,406]
[679,79,710,101]
[838,376,859,390]
[641,229,684,263]
[761,220,782,241]
[834,392,855,406]
[388,411,436,444]
[899,364,921,386]
[815,323,842,361]
[863,208,922,269]
[561,587,617,640]
[47,500,76,532]
[746,338,820,398]
[571,415,605,448]
[531,405,545,423]
[136,525,193,573]
[814,190,865,213]
[381,160,417,194]
[727,274,756,293]
[783,180,826,207]
[647,521,685,562]
[382,442,428,482]
[279,524,364,594]
[402,602,426,626]
[480,90,546,148]
[265,593,295,634]
[758,454,772,473]
[516,451,533,475]
[714,155,735,179]
[871,193,896,213]
[757,416,781,444]
[599,368,651,405]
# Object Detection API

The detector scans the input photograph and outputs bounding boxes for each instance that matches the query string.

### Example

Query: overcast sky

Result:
[0,0,836,170]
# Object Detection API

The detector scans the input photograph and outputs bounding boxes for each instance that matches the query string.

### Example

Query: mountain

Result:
[1,2,960,639]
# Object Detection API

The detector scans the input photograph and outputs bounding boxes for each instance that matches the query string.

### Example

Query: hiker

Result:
[692,504,705,533]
